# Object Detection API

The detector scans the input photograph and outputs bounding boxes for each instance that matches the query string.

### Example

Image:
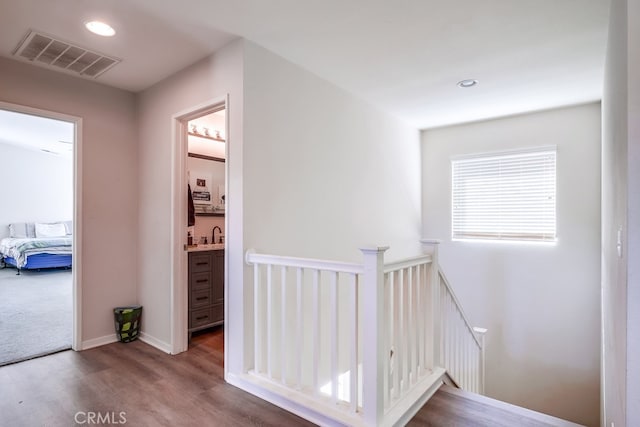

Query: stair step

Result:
[407,384,584,427]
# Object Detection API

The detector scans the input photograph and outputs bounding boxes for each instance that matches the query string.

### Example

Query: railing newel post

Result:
[360,245,389,426]
[473,327,488,395]
[421,239,442,369]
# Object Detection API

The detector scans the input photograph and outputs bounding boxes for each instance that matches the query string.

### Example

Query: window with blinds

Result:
[451,147,557,243]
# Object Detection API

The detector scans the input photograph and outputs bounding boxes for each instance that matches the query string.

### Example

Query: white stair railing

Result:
[245,241,486,426]
[247,250,364,416]
[423,239,487,395]
[439,270,486,394]
[382,254,434,409]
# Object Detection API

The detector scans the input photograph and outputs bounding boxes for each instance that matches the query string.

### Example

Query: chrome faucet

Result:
[212,226,222,244]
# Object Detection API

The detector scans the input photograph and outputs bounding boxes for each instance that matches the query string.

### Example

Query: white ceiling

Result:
[0,0,611,129]
[0,109,74,157]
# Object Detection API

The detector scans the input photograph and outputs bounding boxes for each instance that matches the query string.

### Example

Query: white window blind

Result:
[451,147,557,243]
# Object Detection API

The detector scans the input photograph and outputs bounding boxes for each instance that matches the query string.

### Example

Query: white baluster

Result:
[456,311,462,384]
[407,266,415,384]
[424,263,430,370]
[281,265,287,385]
[441,286,448,373]
[313,269,320,396]
[254,263,261,374]
[350,273,358,412]
[330,271,338,404]
[392,271,400,399]
[416,264,424,375]
[399,268,407,391]
[267,264,273,379]
[464,330,469,389]
[383,272,391,408]
[450,293,455,376]
[473,344,478,393]
[296,267,303,390]
[461,328,466,388]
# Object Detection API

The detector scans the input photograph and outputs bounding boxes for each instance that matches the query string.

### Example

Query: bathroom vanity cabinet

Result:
[188,249,224,337]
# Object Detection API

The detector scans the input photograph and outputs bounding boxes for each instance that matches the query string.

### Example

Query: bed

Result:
[0,221,72,274]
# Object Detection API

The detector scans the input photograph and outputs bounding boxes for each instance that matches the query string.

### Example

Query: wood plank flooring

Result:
[407,384,584,427]
[0,327,582,426]
[0,327,314,427]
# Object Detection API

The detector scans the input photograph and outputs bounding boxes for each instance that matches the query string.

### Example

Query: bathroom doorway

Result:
[170,97,228,357]
[185,108,226,352]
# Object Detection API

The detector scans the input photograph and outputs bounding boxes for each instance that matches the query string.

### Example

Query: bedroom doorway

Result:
[0,102,81,365]
[170,96,228,360]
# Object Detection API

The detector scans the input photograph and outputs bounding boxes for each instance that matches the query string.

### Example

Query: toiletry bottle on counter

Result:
[187,231,193,246]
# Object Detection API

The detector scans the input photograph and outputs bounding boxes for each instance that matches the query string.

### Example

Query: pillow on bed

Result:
[35,222,67,238]
[63,220,73,235]
[9,222,36,238]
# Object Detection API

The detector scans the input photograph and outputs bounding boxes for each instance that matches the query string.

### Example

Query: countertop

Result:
[187,244,225,252]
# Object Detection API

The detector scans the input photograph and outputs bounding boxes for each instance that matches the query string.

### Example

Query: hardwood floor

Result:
[0,329,581,427]
[407,384,583,427]
[0,327,314,427]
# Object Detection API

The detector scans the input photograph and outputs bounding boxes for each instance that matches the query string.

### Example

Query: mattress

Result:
[0,236,72,269]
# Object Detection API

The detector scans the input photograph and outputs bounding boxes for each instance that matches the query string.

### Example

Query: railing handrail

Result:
[246,250,364,275]
[383,254,432,273]
[438,269,482,348]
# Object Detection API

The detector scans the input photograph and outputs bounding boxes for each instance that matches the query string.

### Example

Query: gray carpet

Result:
[0,267,72,366]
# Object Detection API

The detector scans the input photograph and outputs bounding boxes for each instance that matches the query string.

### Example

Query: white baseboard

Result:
[386,367,447,426]
[226,368,446,427]
[139,332,172,354]
[80,332,172,354]
[226,372,357,427]
[81,334,118,350]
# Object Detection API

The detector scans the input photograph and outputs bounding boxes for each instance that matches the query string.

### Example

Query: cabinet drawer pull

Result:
[196,315,208,320]
[196,262,208,266]
[196,296,208,301]
[196,279,208,283]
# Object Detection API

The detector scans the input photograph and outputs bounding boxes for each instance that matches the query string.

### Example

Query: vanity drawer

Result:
[190,272,211,290]
[190,253,212,273]
[191,288,211,308]
[190,307,212,328]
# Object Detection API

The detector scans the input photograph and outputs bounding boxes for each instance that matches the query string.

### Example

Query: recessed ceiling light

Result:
[85,21,116,37]
[457,79,478,88]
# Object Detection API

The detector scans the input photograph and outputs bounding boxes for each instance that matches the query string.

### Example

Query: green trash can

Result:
[113,305,142,343]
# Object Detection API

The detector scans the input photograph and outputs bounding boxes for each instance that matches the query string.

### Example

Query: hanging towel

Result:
[188,184,195,226]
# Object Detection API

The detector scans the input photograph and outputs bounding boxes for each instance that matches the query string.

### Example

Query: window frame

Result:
[450,146,557,244]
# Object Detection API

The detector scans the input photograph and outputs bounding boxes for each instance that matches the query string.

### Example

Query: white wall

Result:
[422,104,601,426]
[187,134,226,159]
[136,39,244,358]
[242,42,422,263]
[0,57,138,345]
[602,0,640,425]
[0,143,72,239]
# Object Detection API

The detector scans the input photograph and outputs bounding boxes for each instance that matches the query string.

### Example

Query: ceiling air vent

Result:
[13,30,120,78]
